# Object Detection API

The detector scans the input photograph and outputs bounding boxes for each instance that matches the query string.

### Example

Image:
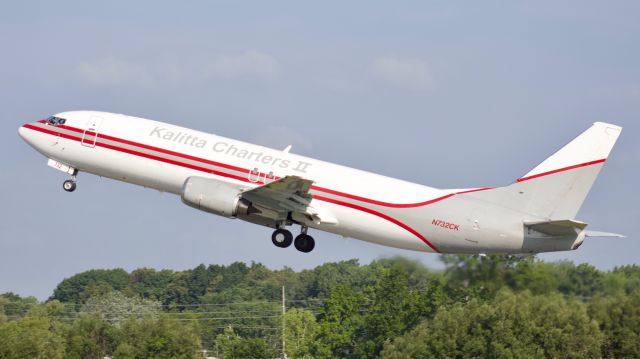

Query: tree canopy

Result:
[1,256,639,358]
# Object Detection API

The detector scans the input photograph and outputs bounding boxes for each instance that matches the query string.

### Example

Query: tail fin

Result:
[516,122,621,183]
[470,122,622,220]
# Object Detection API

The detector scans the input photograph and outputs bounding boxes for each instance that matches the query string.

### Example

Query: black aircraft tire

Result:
[272,229,293,248]
[63,180,76,192]
[294,234,315,253]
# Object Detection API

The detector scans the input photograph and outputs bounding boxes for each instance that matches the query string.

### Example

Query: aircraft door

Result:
[247,167,277,184]
[81,116,103,148]
[248,167,261,182]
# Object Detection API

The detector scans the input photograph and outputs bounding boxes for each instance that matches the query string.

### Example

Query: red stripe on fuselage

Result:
[56,123,247,173]
[22,123,442,251]
[311,186,454,208]
[24,124,260,185]
[35,122,485,207]
[311,186,494,208]
[313,195,440,252]
[23,122,607,207]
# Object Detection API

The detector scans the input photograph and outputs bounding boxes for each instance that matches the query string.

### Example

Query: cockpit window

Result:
[46,116,66,125]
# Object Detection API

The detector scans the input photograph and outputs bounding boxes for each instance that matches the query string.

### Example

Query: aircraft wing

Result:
[241,176,338,225]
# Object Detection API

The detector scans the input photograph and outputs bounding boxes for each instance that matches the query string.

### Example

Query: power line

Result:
[68,298,326,308]
[3,305,326,317]
[80,300,282,308]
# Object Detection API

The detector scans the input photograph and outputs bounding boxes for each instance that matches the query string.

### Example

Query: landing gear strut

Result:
[63,171,78,192]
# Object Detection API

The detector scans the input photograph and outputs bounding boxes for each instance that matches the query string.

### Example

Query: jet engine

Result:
[181,176,253,218]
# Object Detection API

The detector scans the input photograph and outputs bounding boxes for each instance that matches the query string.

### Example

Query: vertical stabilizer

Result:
[517,122,621,182]
[467,122,622,220]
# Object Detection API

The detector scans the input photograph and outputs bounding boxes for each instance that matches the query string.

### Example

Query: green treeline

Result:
[1,256,639,358]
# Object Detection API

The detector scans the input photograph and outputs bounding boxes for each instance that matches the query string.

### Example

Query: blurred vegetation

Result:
[1,255,639,358]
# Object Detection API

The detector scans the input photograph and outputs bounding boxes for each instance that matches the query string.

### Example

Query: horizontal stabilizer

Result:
[584,230,626,238]
[524,219,587,236]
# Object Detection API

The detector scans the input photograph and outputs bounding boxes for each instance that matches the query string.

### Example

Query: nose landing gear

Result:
[63,180,76,192]
[62,171,78,192]
[271,225,315,253]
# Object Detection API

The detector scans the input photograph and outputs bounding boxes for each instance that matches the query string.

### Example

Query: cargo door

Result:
[81,116,103,148]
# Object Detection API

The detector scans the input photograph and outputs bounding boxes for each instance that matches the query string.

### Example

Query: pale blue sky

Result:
[1,1,638,299]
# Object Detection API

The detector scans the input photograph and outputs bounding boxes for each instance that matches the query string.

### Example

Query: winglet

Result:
[283,145,292,153]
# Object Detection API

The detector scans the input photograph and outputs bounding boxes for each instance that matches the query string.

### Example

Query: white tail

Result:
[468,122,622,220]
[516,122,621,183]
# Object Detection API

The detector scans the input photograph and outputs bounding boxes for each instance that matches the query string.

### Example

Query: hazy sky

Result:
[1,1,638,300]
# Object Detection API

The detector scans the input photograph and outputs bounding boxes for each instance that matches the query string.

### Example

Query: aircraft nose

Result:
[18,124,27,140]
[18,123,36,145]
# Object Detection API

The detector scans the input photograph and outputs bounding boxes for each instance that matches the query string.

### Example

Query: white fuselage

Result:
[20,111,604,254]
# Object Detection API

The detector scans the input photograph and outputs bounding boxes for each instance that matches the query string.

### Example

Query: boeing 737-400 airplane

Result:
[19,112,623,254]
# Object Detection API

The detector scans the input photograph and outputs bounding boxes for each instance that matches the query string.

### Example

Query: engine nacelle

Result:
[181,176,252,218]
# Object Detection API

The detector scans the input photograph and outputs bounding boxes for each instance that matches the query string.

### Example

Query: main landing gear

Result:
[62,171,78,192]
[271,225,315,253]
[272,228,293,248]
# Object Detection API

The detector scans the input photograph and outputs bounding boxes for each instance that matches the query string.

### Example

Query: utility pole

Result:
[282,285,287,359]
